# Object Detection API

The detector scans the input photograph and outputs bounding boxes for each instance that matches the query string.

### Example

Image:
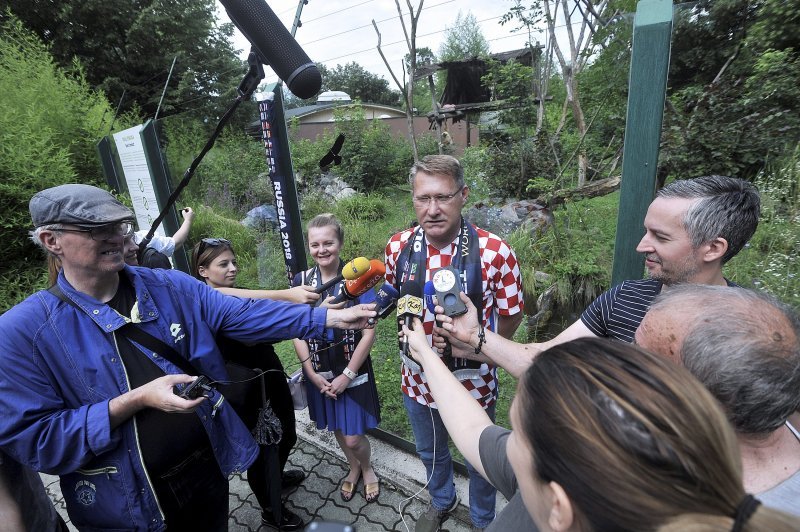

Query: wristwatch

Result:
[342,367,358,380]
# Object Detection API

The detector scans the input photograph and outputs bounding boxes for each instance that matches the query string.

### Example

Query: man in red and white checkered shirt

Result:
[384,155,524,532]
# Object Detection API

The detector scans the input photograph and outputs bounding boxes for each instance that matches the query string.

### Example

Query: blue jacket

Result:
[0,266,331,531]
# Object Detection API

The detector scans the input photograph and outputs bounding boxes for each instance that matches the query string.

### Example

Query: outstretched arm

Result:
[437,293,595,378]
[402,318,492,480]
[217,285,320,305]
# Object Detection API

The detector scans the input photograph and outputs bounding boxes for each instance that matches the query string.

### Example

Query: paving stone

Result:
[42,436,474,531]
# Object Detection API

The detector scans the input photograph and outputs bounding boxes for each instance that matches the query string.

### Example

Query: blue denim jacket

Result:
[0,266,329,531]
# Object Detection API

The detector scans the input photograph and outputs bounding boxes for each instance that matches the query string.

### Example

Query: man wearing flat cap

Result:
[0,184,376,530]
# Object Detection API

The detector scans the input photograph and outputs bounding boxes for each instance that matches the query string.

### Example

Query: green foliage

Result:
[289,103,433,192]
[528,194,619,313]
[0,15,115,309]
[482,133,558,198]
[438,11,490,62]
[333,194,391,261]
[4,0,245,121]
[460,146,493,201]
[662,0,800,180]
[161,118,272,217]
[320,62,402,107]
[724,147,800,306]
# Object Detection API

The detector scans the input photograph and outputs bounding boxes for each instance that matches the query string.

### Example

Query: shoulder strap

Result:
[48,284,199,376]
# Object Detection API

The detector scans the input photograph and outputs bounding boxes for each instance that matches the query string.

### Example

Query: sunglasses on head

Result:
[199,238,231,253]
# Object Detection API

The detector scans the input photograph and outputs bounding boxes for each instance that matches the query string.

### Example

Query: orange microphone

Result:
[330,259,385,304]
[314,256,370,294]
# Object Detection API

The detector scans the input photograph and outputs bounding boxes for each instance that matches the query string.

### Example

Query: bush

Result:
[725,148,800,306]
[162,120,272,217]
[0,15,115,310]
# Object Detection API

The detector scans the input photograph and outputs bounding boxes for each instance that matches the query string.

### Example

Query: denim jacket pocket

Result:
[62,462,139,530]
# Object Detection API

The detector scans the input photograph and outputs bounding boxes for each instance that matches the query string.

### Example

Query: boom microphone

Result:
[314,257,370,294]
[219,0,322,99]
[330,260,386,304]
[397,280,424,359]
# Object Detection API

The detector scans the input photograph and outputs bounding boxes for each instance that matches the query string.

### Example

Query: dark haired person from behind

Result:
[0,184,375,531]
[402,326,800,531]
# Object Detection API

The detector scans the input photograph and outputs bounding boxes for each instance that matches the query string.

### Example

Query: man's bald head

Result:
[637,285,800,435]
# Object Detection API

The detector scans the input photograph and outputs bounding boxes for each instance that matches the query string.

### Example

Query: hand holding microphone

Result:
[314,257,370,294]
[330,260,385,304]
[397,281,424,361]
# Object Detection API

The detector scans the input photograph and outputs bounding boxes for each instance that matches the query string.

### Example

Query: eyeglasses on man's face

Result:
[412,188,464,207]
[59,221,134,241]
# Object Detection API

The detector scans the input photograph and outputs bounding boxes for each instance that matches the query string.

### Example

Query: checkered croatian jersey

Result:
[384,225,524,409]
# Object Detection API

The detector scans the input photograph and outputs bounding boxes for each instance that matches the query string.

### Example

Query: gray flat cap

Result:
[30,184,134,227]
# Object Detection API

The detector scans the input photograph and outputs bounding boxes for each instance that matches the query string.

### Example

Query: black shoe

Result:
[261,506,304,531]
[281,469,305,491]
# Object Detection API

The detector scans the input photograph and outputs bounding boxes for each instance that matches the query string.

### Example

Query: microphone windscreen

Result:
[399,279,423,299]
[423,280,436,312]
[342,262,385,298]
[342,257,370,280]
[219,0,322,99]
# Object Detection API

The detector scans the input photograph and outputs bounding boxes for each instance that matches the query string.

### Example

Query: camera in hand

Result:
[174,376,215,400]
[432,266,467,316]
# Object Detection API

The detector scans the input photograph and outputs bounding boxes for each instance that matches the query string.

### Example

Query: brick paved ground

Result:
[43,431,479,531]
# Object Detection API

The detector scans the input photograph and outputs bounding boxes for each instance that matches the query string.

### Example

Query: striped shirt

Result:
[580,279,663,343]
[581,278,738,343]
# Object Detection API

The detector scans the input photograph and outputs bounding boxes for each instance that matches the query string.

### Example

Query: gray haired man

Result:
[635,285,800,516]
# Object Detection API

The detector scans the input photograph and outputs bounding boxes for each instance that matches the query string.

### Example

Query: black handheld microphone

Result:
[397,280,424,359]
[219,0,323,99]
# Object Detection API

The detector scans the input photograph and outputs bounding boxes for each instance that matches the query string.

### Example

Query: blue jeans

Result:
[404,394,497,528]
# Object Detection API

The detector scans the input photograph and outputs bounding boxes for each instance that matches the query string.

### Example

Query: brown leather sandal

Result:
[364,480,380,503]
[340,472,360,502]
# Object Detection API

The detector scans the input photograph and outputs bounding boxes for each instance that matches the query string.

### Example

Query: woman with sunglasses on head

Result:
[400,325,800,532]
[192,237,314,531]
[291,214,382,504]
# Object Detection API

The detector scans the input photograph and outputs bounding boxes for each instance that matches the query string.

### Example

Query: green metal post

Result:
[611,0,673,285]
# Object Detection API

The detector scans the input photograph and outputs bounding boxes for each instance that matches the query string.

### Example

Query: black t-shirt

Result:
[107,273,209,477]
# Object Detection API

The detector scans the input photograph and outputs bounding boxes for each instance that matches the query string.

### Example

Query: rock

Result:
[334,187,357,200]
[242,204,279,231]
[465,199,554,238]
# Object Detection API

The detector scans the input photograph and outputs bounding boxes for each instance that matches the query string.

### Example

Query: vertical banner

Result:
[258,88,308,286]
[112,125,168,239]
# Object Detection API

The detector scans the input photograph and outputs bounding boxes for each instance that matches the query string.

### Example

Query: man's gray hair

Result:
[29,224,64,252]
[657,175,760,263]
[409,155,465,189]
[650,285,800,435]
